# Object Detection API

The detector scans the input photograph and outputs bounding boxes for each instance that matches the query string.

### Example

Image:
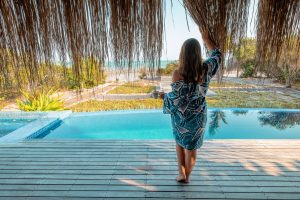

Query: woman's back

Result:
[163,48,221,150]
[161,30,221,184]
[164,48,222,114]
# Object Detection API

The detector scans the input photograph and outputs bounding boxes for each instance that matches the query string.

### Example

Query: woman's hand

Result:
[159,92,165,99]
[200,28,210,41]
[199,27,217,51]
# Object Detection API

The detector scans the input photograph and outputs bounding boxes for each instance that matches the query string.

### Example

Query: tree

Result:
[231,38,256,77]
[276,38,300,87]
[79,57,106,88]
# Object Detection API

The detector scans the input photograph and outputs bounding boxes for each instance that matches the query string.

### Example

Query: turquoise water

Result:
[37,109,300,140]
[0,118,36,138]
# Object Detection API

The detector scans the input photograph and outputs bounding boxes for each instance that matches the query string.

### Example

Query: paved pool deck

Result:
[0,139,299,199]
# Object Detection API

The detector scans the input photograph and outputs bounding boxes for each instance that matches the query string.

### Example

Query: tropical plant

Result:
[17,89,64,111]
[231,38,256,77]
[81,58,106,88]
[240,59,255,78]
[63,57,106,89]
[0,49,107,95]
[273,38,300,87]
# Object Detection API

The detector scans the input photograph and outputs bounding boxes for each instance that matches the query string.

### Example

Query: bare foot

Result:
[184,177,190,183]
[176,174,186,183]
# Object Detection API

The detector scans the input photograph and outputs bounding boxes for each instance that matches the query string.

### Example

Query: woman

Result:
[160,29,221,183]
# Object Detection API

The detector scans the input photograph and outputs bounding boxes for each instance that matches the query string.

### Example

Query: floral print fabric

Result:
[163,49,221,150]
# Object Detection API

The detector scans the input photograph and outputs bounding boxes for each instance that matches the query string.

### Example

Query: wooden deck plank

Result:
[1,167,299,174]
[1,153,300,157]
[2,149,300,153]
[0,140,299,199]
[265,193,300,199]
[0,163,300,170]
[1,154,299,159]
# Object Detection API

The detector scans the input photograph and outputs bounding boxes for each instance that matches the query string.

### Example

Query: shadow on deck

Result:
[0,139,299,199]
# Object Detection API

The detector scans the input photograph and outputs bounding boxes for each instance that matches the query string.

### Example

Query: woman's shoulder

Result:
[172,69,183,83]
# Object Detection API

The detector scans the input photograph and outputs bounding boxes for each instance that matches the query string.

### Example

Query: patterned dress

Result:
[163,49,222,150]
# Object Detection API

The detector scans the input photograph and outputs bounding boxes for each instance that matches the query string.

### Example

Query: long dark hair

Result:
[178,38,207,83]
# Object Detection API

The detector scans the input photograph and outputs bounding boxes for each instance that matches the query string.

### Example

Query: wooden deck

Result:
[0,139,300,199]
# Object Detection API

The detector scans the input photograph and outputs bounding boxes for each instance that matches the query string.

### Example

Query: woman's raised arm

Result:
[200,28,217,51]
[200,28,221,79]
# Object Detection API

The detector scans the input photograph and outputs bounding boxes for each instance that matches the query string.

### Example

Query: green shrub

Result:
[17,89,64,111]
[240,59,255,78]
[160,62,178,75]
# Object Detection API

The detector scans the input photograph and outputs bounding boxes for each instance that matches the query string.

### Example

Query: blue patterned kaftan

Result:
[163,49,222,150]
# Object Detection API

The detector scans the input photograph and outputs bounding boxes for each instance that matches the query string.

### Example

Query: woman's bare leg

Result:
[175,144,186,182]
[184,149,197,183]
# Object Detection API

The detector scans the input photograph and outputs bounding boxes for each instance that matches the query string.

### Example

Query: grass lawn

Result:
[207,90,300,109]
[108,83,156,94]
[70,99,163,112]
[210,81,254,88]
[70,90,299,112]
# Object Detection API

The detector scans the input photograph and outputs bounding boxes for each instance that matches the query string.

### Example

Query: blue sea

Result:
[104,60,177,69]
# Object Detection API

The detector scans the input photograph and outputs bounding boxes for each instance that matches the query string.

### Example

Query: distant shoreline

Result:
[57,60,177,69]
[104,60,177,69]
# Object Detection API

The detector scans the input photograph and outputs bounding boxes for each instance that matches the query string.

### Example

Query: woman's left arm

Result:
[160,69,181,99]
[206,49,222,78]
[162,69,182,114]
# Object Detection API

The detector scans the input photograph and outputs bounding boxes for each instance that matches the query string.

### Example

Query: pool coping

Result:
[0,111,71,143]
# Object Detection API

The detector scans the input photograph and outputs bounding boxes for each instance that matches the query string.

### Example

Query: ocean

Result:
[104,60,177,69]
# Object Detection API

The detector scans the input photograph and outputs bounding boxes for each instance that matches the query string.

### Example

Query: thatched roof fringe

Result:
[183,0,250,81]
[0,0,164,88]
[184,0,299,76]
[184,0,250,49]
[1,0,299,89]
[256,0,300,70]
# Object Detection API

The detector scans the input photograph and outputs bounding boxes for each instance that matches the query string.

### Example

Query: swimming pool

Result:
[0,111,72,142]
[0,118,36,138]
[32,108,300,140]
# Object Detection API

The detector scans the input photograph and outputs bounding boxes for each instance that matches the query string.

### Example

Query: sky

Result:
[161,0,202,60]
[161,0,257,60]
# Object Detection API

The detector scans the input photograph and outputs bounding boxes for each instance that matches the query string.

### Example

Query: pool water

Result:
[0,118,36,138]
[37,109,300,140]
